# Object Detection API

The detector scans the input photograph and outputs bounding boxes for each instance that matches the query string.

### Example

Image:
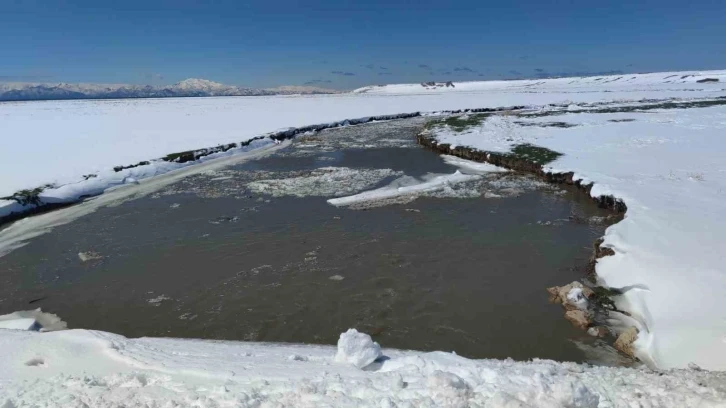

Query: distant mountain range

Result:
[0,78,339,101]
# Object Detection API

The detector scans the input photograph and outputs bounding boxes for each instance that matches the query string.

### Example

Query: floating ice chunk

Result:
[78,251,103,262]
[328,171,479,207]
[148,295,171,306]
[441,155,508,174]
[0,318,39,331]
[0,309,66,331]
[247,167,401,198]
[334,329,382,368]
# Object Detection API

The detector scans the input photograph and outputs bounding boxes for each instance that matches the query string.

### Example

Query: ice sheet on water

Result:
[328,169,550,209]
[328,171,480,208]
[246,167,403,198]
[0,309,67,332]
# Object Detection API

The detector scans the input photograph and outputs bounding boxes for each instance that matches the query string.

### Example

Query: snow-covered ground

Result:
[1,69,725,216]
[427,104,726,371]
[354,69,726,94]
[1,321,724,407]
[3,71,726,404]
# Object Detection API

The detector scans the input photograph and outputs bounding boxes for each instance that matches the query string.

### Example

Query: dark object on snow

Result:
[445,81,455,88]
[696,78,719,83]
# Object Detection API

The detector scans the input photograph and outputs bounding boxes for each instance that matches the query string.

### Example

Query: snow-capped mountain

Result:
[0,78,339,101]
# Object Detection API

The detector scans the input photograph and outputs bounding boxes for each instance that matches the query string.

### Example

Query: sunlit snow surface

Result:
[0,325,724,407]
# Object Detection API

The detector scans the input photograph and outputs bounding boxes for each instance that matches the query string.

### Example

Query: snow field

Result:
[0,322,724,407]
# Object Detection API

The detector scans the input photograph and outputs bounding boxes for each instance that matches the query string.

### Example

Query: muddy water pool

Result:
[0,118,620,363]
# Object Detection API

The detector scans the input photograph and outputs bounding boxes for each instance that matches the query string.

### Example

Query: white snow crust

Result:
[354,69,726,94]
[0,326,724,407]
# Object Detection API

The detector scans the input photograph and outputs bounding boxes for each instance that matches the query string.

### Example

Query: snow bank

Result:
[428,104,726,370]
[0,137,274,220]
[354,69,726,94]
[0,327,724,407]
[0,141,287,258]
[334,329,382,368]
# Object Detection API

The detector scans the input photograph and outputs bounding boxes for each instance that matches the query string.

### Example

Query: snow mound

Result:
[0,327,724,407]
[334,328,382,368]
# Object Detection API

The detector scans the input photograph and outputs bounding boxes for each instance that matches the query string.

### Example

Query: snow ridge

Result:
[0,327,724,407]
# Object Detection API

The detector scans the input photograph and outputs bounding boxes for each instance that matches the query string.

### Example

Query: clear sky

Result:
[2,0,725,89]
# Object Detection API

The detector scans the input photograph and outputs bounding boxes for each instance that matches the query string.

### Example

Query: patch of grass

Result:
[163,150,197,163]
[514,121,577,128]
[162,143,238,164]
[113,161,150,172]
[506,143,563,165]
[2,183,55,206]
[590,286,623,311]
[521,97,726,119]
[426,113,492,132]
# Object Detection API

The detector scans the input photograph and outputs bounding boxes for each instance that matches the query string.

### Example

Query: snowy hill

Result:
[354,70,726,94]
[0,78,339,101]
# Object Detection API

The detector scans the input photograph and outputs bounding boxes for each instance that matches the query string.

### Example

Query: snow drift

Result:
[0,322,723,407]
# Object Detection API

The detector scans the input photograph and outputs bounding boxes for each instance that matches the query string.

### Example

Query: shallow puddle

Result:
[0,118,618,363]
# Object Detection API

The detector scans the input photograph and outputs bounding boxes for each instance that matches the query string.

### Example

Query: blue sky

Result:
[1,0,725,89]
